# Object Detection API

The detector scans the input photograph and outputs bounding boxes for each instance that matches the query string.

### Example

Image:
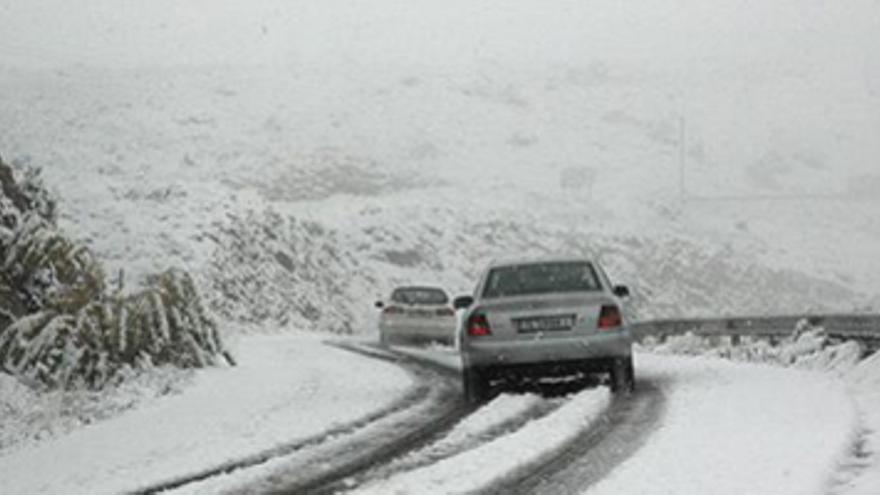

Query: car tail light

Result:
[467,314,492,337]
[436,308,455,317]
[598,305,622,330]
[383,306,404,315]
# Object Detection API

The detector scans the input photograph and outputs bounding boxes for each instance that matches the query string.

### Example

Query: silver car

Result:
[454,257,634,402]
[376,286,457,346]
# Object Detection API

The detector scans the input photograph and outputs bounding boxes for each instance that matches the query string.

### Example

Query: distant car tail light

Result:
[598,305,623,330]
[436,308,455,317]
[467,314,492,337]
[383,306,404,315]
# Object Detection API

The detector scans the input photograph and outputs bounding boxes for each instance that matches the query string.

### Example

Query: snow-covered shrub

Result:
[645,319,864,374]
[0,157,231,389]
[1,160,82,323]
[0,269,229,389]
[2,214,105,314]
[207,209,366,333]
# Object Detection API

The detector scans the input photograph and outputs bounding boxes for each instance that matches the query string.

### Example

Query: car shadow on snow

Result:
[489,373,608,399]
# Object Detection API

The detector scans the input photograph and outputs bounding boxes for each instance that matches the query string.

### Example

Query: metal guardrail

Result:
[631,314,880,355]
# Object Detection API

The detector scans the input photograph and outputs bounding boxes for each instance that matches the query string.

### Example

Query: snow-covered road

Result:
[0,334,415,495]
[0,336,867,495]
[341,349,857,495]
[586,354,856,495]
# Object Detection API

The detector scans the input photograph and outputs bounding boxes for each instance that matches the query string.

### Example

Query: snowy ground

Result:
[368,347,871,495]
[842,351,880,495]
[2,333,878,494]
[0,365,192,456]
[587,354,855,495]
[0,333,413,495]
[644,332,880,495]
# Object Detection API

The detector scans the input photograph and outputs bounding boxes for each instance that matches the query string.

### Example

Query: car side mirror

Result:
[613,285,630,298]
[453,295,474,310]
[375,300,384,309]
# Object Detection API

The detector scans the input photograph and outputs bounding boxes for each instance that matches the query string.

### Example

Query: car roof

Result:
[486,255,596,269]
[391,285,447,292]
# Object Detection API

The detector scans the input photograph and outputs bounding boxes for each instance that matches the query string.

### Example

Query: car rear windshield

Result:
[391,287,449,305]
[482,262,602,299]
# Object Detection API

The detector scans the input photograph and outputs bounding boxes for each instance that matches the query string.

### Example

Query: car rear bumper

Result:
[461,330,632,369]
[380,319,456,343]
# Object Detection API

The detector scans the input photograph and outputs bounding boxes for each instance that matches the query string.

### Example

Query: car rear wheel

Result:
[610,356,635,394]
[463,367,490,403]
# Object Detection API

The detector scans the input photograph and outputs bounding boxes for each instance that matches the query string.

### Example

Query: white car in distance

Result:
[375,286,457,346]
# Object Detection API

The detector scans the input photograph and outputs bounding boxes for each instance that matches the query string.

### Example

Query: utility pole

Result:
[678,112,687,203]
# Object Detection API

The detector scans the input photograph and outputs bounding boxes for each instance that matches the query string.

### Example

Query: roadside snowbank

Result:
[586,353,856,495]
[643,329,880,495]
[649,326,864,373]
[841,351,880,495]
[0,333,413,495]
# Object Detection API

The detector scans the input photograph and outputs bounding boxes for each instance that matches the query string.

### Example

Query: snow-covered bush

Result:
[0,269,229,389]
[648,319,864,374]
[208,209,366,333]
[0,157,231,389]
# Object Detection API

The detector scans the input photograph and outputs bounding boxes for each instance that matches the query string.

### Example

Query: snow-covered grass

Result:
[0,333,413,495]
[1,159,232,390]
[355,387,611,495]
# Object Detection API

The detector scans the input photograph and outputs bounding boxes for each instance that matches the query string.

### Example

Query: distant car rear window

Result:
[391,287,449,305]
[482,262,602,299]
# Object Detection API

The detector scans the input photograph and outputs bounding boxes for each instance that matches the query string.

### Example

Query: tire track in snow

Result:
[485,377,666,495]
[330,343,656,495]
[328,393,563,493]
[130,342,464,495]
[352,386,613,494]
[828,422,875,494]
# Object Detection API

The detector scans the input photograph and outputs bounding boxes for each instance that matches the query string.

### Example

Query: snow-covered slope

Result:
[1,0,878,330]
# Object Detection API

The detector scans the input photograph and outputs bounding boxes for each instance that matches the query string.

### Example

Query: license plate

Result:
[513,315,576,333]
[407,309,433,318]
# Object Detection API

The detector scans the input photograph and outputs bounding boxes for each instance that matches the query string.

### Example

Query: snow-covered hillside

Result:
[1,0,878,331]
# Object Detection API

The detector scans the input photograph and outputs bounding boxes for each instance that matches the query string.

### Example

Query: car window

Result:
[390,287,449,305]
[482,262,601,299]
